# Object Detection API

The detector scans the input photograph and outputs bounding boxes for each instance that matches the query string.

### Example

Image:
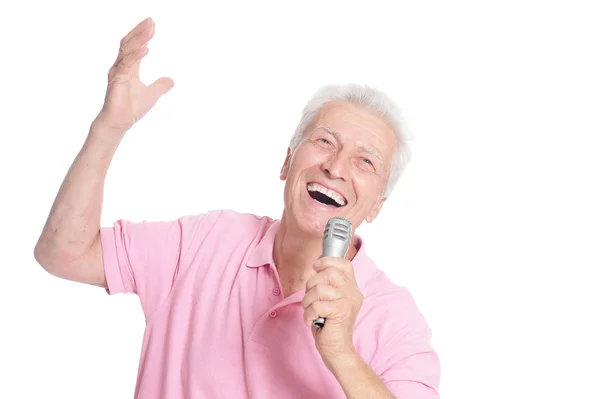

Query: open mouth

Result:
[307,183,347,208]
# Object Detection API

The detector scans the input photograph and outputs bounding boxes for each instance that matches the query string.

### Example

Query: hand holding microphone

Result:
[302,216,364,362]
[312,217,353,328]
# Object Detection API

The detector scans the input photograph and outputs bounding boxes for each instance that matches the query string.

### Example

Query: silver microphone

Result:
[312,216,353,329]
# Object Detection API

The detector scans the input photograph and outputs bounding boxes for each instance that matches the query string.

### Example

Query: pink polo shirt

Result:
[100,209,440,398]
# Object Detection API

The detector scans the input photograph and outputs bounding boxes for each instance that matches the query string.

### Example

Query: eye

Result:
[318,138,332,145]
[359,157,377,172]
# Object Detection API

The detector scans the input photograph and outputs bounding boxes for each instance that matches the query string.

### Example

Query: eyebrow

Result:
[357,145,384,163]
[317,126,384,163]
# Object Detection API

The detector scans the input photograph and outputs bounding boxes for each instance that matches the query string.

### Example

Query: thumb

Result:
[148,77,175,100]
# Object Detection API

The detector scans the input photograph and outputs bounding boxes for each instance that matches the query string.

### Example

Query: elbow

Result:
[33,239,68,277]
[34,242,58,275]
[33,234,103,285]
[34,245,73,280]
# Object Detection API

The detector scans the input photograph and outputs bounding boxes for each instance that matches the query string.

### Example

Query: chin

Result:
[293,212,328,237]
[284,184,354,236]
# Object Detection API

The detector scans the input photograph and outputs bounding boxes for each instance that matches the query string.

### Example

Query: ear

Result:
[365,196,386,223]
[280,148,292,180]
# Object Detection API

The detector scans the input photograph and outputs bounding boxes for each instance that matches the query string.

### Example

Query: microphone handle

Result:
[311,250,344,329]
[312,217,352,329]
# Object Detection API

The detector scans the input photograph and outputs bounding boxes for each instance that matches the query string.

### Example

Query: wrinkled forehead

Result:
[309,102,397,162]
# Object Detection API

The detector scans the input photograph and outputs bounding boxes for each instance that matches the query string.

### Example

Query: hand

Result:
[95,17,174,134]
[302,257,364,369]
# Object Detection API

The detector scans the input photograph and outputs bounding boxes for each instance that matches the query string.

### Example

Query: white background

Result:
[1,1,599,398]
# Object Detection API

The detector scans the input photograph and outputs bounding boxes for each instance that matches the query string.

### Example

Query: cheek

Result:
[290,147,325,173]
[284,153,310,189]
[353,175,384,205]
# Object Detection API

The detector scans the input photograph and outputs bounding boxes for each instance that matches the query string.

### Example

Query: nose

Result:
[321,153,349,181]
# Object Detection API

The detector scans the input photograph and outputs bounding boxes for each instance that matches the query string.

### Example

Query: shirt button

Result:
[269,311,277,318]
[272,288,281,296]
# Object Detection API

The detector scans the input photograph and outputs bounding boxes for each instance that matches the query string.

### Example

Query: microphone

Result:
[312,216,353,329]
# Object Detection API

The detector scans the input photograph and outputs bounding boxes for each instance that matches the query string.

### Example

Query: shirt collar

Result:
[245,218,378,290]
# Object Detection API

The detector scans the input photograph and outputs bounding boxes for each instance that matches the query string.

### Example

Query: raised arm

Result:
[33,17,174,287]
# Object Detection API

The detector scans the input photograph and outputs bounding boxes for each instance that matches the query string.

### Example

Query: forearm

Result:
[34,118,123,268]
[328,352,395,399]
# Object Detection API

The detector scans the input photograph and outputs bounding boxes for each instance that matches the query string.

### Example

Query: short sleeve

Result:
[377,328,441,398]
[99,211,218,321]
[367,288,441,398]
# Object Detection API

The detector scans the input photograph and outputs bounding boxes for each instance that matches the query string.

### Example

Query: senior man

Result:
[34,17,440,398]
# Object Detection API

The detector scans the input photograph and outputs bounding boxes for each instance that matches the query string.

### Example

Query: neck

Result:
[273,212,357,297]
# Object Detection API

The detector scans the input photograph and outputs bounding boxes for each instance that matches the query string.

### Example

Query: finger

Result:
[301,283,342,310]
[119,21,154,59]
[109,47,149,79]
[313,257,355,278]
[305,267,346,292]
[148,77,175,99]
[304,300,337,327]
[114,21,154,72]
[112,18,154,80]
[119,17,153,54]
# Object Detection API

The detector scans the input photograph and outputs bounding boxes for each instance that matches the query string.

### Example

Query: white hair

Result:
[288,83,413,197]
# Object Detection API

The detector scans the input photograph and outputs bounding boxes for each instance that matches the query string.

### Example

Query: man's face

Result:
[280,101,397,236]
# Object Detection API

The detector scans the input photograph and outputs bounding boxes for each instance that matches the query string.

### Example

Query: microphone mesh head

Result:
[322,217,353,258]
[323,217,352,240]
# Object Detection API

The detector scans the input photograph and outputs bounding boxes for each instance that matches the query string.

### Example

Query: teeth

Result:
[307,183,347,206]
